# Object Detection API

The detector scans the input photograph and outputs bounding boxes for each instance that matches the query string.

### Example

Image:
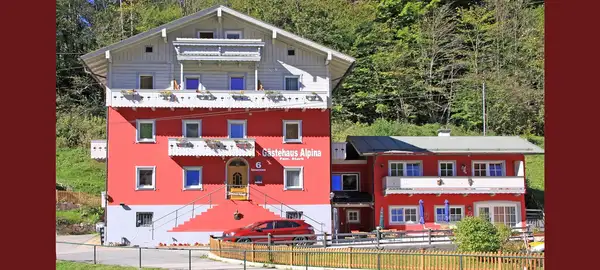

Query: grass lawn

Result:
[56,208,102,225]
[56,261,161,270]
[56,148,106,195]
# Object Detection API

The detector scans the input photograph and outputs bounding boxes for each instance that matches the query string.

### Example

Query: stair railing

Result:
[150,185,225,239]
[248,186,326,233]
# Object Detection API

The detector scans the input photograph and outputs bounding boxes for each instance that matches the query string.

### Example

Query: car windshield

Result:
[243,222,259,229]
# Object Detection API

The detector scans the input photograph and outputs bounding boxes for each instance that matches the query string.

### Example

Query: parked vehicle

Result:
[221,219,316,245]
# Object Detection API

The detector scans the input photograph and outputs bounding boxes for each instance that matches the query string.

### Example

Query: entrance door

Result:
[227,158,248,200]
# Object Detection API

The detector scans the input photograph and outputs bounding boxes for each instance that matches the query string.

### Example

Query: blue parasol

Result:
[419,200,425,224]
[379,207,384,229]
[444,200,450,222]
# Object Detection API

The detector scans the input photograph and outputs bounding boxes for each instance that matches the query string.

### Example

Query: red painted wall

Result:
[336,207,374,232]
[368,154,527,230]
[107,108,331,206]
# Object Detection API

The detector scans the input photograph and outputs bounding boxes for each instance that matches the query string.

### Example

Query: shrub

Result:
[453,216,501,252]
[56,111,106,148]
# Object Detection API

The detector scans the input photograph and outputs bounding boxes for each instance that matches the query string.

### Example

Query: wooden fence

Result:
[209,238,544,270]
[56,191,101,207]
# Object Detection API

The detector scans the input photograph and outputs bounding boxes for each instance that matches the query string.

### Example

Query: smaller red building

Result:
[330,130,544,234]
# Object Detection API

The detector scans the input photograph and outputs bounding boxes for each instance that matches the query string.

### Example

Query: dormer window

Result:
[287,48,295,56]
[144,46,153,53]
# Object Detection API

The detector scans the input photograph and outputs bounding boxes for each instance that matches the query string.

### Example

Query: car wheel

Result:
[237,238,252,243]
[294,236,308,246]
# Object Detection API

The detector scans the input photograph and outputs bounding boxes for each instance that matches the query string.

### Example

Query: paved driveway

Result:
[56,234,272,270]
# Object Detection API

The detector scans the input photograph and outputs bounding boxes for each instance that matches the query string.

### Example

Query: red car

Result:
[222,219,316,245]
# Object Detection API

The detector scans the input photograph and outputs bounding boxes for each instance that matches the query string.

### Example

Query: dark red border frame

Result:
[546,0,600,269]
[0,1,56,269]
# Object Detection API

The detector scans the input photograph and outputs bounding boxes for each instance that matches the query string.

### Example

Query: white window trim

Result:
[433,205,465,223]
[136,166,156,190]
[197,30,215,38]
[472,160,506,177]
[284,75,301,90]
[473,201,521,228]
[182,120,202,138]
[389,205,420,225]
[438,160,457,177]
[346,210,360,223]
[282,120,302,143]
[138,74,154,89]
[184,75,202,90]
[283,166,304,190]
[136,119,156,143]
[388,161,423,176]
[224,30,243,39]
[182,166,203,190]
[229,75,246,90]
[227,120,247,138]
[333,173,360,191]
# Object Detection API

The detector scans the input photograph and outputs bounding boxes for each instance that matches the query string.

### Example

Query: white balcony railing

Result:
[168,138,255,157]
[332,142,347,160]
[173,38,264,62]
[383,176,526,195]
[106,89,329,110]
[90,140,107,160]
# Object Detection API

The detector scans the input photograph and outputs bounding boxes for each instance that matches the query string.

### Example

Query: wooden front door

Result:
[227,158,248,200]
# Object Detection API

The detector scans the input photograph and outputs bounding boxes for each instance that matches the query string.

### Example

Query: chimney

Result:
[437,129,451,137]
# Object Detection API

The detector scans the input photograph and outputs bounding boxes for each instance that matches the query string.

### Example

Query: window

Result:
[389,206,419,224]
[476,203,519,228]
[283,120,302,143]
[182,120,201,138]
[284,167,303,190]
[434,206,464,223]
[339,173,359,191]
[257,221,274,230]
[185,76,200,90]
[284,76,300,90]
[228,120,247,139]
[286,211,303,219]
[144,46,153,53]
[439,161,456,177]
[136,212,153,227]
[197,31,214,39]
[473,161,505,176]
[139,75,154,89]
[136,120,155,143]
[136,166,155,190]
[347,210,360,223]
[287,48,295,56]
[225,30,242,39]
[275,220,300,228]
[230,76,245,90]
[183,166,202,190]
[389,161,422,176]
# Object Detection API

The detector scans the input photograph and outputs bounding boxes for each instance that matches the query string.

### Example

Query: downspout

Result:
[372,154,377,230]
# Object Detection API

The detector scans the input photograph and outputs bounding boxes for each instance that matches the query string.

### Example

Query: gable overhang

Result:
[80,5,355,89]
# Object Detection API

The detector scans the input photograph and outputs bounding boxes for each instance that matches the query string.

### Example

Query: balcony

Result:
[90,140,107,160]
[383,176,525,195]
[168,138,255,157]
[106,89,329,110]
[173,38,264,62]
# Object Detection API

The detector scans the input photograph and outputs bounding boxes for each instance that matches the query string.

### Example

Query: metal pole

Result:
[482,81,486,136]
[188,249,192,270]
[244,250,247,270]
[305,252,308,270]
[93,245,97,264]
[192,202,195,218]
[175,210,178,226]
[459,254,463,270]
[377,253,381,270]
[138,248,142,268]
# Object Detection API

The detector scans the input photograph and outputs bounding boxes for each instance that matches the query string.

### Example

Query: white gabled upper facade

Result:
[81,5,355,110]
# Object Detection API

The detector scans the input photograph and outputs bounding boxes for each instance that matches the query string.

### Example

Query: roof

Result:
[347,136,545,155]
[80,5,355,88]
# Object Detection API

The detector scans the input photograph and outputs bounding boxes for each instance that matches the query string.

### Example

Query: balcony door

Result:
[227,158,248,200]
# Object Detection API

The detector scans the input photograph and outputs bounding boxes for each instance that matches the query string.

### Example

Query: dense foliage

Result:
[453,216,502,252]
[56,0,544,136]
